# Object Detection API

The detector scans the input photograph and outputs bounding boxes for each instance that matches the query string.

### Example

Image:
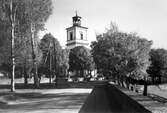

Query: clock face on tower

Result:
[66,13,89,49]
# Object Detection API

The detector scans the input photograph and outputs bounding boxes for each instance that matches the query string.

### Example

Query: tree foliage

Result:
[147,49,167,83]
[40,33,61,66]
[0,0,51,67]
[0,0,53,88]
[40,33,69,78]
[40,33,61,75]
[69,46,94,76]
[91,25,152,80]
[0,19,11,66]
[56,49,69,77]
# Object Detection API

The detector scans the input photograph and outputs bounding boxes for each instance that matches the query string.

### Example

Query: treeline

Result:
[0,1,167,93]
[91,24,167,95]
[1,20,167,95]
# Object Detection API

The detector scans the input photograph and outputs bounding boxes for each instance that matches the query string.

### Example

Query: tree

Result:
[40,34,70,84]
[23,0,53,88]
[0,18,42,86]
[56,49,69,77]
[69,46,94,79]
[15,35,43,85]
[0,0,26,91]
[91,24,152,95]
[147,49,167,84]
[0,5,31,81]
[0,0,53,89]
[40,33,62,83]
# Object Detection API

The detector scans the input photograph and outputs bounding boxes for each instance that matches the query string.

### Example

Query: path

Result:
[79,84,151,113]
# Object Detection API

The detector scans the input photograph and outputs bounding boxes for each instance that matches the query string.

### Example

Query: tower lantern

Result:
[72,12,81,26]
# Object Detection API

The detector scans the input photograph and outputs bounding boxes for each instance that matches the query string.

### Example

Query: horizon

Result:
[39,0,167,49]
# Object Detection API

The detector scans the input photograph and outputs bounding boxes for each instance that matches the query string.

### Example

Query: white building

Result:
[66,13,89,49]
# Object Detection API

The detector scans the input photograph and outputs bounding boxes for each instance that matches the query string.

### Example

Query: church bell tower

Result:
[66,12,89,49]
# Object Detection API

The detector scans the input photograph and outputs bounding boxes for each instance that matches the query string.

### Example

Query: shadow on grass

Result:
[0,83,58,89]
[0,81,107,89]
[0,91,89,110]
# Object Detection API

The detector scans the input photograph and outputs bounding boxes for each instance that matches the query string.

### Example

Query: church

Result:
[66,13,89,49]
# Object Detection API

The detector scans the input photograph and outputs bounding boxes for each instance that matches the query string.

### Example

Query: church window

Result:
[80,32,83,40]
[70,32,73,40]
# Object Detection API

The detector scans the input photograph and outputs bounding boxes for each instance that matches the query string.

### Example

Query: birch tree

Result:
[0,0,53,89]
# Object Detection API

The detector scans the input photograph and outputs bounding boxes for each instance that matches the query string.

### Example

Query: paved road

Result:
[0,89,92,113]
[79,84,151,113]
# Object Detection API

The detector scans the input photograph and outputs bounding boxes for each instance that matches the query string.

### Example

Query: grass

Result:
[0,88,92,113]
[0,78,92,113]
[0,78,167,113]
[148,84,167,99]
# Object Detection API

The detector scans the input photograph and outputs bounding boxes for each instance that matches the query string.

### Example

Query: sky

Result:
[40,0,167,49]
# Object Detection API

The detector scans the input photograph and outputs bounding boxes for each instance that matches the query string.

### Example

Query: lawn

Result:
[0,78,167,113]
[148,84,167,99]
[0,78,92,113]
[0,88,92,113]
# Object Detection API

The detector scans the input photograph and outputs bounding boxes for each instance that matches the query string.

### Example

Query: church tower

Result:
[66,12,89,49]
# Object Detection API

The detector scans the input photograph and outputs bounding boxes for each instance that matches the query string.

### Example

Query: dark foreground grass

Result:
[0,88,91,113]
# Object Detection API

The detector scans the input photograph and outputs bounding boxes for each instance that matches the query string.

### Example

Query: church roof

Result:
[66,25,88,30]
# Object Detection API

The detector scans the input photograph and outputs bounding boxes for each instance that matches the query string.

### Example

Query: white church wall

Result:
[75,27,87,40]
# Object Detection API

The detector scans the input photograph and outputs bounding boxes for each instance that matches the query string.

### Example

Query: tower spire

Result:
[75,10,78,16]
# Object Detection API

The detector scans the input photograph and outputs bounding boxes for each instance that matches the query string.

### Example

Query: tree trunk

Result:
[124,77,129,89]
[143,83,147,96]
[80,69,84,77]
[143,77,148,96]
[24,73,28,85]
[10,0,15,92]
[30,23,39,88]
[35,63,39,87]
[120,77,123,87]
[119,75,124,87]
[133,84,136,92]
[117,76,121,86]
[11,23,15,92]
[115,76,118,84]
[158,76,161,84]
[33,62,39,88]
[152,76,154,84]
[23,63,28,85]
[49,51,52,84]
